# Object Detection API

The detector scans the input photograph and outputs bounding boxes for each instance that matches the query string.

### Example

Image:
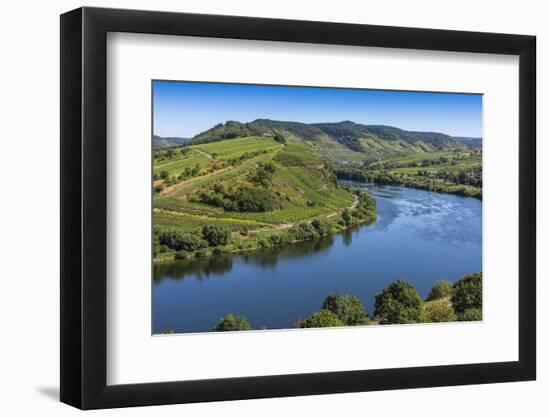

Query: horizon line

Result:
[153,118,483,140]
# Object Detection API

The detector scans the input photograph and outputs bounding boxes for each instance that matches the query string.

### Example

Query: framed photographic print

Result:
[60,7,536,409]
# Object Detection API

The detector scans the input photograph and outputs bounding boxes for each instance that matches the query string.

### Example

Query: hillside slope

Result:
[153,135,376,261]
[185,119,470,162]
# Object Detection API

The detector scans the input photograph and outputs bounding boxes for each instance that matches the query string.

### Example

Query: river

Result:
[153,182,482,333]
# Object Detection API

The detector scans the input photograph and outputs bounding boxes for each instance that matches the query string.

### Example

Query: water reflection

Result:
[153,183,482,333]
[155,234,334,284]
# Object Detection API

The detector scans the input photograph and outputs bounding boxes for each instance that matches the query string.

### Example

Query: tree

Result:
[426,280,453,301]
[159,229,205,251]
[451,272,482,317]
[299,310,344,328]
[273,133,286,144]
[462,308,482,321]
[213,314,251,331]
[202,224,230,246]
[342,209,353,227]
[322,293,365,325]
[374,279,424,324]
[159,170,170,180]
[425,299,457,322]
[311,219,331,236]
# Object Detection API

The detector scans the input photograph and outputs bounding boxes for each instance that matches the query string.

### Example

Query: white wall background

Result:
[0,0,546,415]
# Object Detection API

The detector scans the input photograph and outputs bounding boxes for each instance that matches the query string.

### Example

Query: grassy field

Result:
[153,136,376,261]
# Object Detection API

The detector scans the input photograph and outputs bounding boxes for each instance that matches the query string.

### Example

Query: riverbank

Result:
[153,184,482,333]
[154,189,376,263]
[336,171,482,199]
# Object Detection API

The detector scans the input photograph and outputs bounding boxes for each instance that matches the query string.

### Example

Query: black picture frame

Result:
[60,6,536,410]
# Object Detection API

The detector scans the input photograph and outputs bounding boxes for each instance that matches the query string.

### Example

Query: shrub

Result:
[426,280,453,301]
[233,188,274,212]
[202,224,230,246]
[269,234,287,246]
[290,223,318,240]
[311,219,331,236]
[213,314,251,331]
[342,209,353,227]
[299,310,344,328]
[322,293,365,325]
[159,229,205,251]
[194,249,209,258]
[374,279,424,324]
[451,272,482,317]
[462,308,483,321]
[425,299,458,322]
[274,133,286,144]
[174,250,190,260]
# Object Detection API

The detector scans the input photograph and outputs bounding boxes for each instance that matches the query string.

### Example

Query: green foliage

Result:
[273,133,286,144]
[322,293,365,325]
[299,310,344,328]
[158,229,206,251]
[462,308,483,321]
[451,272,482,317]
[213,314,251,331]
[202,224,230,246]
[160,329,175,334]
[311,219,331,236]
[289,223,318,240]
[233,188,275,212]
[426,280,453,301]
[374,279,424,324]
[342,209,352,227]
[250,162,276,186]
[424,299,457,322]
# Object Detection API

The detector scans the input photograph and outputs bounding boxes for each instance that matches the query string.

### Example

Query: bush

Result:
[374,279,424,324]
[425,299,457,322]
[322,293,365,325]
[342,209,353,227]
[462,308,483,321]
[274,133,286,144]
[202,224,231,246]
[269,234,287,246]
[174,250,191,260]
[233,188,274,212]
[451,272,482,317]
[290,223,318,240]
[159,229,205,251]
[213,314,251,331]
[194,249,209,257]
[311,219,331,236]
[426,280,453,301]
[299,310,344,328]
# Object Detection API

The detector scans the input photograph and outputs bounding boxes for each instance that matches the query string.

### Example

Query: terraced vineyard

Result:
[153,135,376,261]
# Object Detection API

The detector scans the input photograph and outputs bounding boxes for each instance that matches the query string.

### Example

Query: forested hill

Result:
[184,119,474,161]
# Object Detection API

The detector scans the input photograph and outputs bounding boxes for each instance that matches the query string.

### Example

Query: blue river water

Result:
[153,183,482,333]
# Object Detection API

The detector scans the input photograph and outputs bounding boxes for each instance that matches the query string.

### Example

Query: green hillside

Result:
[185,119,469,162]
[153,135,376,262]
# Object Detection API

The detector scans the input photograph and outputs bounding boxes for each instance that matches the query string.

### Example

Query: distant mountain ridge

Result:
[153,135,190,148]
[184,119,481,161]
[451,137,483,149]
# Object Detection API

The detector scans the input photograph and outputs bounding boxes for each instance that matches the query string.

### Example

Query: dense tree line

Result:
[200,272,483,333]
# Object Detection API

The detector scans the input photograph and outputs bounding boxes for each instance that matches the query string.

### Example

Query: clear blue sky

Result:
[153,81,482,138]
